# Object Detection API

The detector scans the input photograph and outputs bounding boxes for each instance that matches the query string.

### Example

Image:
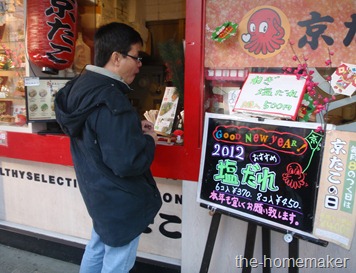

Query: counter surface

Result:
[0,131,200,180]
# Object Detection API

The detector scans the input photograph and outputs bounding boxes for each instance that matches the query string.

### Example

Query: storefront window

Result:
[0,0,26,126]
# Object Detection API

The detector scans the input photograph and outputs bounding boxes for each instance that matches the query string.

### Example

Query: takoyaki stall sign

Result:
[197,113,326,239]
[205,1,355,68]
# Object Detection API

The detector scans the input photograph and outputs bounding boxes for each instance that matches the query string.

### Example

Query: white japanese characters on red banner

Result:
[314,130,356,250]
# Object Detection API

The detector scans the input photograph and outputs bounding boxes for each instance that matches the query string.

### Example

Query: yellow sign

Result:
[314,130,356,250]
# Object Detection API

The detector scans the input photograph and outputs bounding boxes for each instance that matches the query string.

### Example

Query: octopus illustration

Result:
[241,8,286,55]
[282,163,308,189]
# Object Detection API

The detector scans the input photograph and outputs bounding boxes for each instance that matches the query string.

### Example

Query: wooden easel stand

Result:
[199,212,300,273]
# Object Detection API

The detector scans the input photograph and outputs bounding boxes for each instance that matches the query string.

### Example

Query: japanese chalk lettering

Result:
[250,150,280,165]
[200,116,325,232]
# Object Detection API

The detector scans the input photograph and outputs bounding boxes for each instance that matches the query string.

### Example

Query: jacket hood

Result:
[54,69,132,137]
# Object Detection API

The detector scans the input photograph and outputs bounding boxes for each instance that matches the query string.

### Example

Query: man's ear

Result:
[111,51,122,65]
[104,52,121,70]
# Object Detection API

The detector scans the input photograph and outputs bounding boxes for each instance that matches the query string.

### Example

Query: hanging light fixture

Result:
[26,0,78,75]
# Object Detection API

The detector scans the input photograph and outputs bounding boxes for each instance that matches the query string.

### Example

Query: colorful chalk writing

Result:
[213,125,309,155]
[214,159,240,185]
[303,130,324,172]
[209,190,300,226]
[282,163,307,189]
[211,144,245,160]
[198,113,325,234]
[240,163,278,192]
[250,150,280,165]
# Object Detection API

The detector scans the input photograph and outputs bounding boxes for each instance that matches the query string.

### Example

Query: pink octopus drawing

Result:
[282,163,308,189]
[241,8,286,55]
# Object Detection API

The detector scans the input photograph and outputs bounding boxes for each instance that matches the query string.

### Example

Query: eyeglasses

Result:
[121,53,142,63]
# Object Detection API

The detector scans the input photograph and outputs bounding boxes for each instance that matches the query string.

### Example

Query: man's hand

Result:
[141,120,154,132]
[141,120,158,145]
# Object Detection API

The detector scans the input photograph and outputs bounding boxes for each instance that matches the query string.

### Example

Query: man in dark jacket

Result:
[55,22,162,273]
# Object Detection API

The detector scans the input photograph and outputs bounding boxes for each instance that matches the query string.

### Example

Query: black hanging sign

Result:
[197,113,326,238]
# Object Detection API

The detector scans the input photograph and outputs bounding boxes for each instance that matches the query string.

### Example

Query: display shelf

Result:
[0,40,25,47]
[0,69,25,76]
[0,2,26,130]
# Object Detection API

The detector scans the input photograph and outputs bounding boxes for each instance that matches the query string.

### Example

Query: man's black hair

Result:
[94,22,143,67]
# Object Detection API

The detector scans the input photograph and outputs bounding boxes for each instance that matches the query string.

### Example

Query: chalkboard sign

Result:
[197,113,327,239]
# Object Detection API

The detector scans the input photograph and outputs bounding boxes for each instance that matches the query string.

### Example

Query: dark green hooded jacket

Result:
[54,66,162,247]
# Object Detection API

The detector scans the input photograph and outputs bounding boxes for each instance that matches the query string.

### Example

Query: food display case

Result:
[0,1,28,131]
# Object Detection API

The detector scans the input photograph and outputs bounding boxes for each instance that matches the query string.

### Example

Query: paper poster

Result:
[25,78,69,122]
[233,73,306,120]
[211,21,238,43]
[226,88,240,115]
[211,86,241,114]
[154,87,179,136]
[331,63,356,96]
[313,130,356,250]
[0,130,7,146]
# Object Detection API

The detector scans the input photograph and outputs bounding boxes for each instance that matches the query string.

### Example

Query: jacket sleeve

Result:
[93,105,156,177]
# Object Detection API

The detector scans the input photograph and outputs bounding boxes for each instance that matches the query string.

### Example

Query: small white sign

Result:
[0,130,8,146]
[24,77,40,86]
[233,73,306,120]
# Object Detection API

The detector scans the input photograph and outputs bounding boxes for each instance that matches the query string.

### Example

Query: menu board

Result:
[197,113,327,238]
[25,78,69,122]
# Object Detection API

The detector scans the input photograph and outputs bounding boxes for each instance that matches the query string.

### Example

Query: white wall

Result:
[0,157,182,265]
